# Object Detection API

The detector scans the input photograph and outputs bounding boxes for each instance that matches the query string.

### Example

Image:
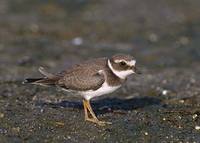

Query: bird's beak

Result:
[133,66,142,74]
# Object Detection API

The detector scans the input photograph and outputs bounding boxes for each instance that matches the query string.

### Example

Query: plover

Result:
[24,54,141,126]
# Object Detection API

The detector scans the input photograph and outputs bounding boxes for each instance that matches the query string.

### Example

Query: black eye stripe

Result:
[120,61,126,66]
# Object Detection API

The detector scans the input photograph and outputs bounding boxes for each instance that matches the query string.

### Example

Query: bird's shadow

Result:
[37,96,163,115]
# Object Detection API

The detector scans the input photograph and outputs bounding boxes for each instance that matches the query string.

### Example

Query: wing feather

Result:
[57,57,107,91]
[58,72,105,91]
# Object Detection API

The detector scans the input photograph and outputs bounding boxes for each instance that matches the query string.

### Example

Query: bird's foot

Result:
[85,118,112,126]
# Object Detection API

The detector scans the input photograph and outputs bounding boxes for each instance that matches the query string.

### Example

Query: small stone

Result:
[192,114,198,119]
[72,37,83,46]
[190,78,196,84]
[29,23,39,33]
[148,33,158,42]
[163,117,166,121]
[195,126,200,130]
[0,128,7,134]
[55,121,65,126]
[179,100,184,103]
[144,132,148,136]
[179,36,189,45]
[40,108,44,113]
[12,127,20,133]
[32,95,37,101]
[162,79,167,84]
[0,113,4,118]
[162,90,168,95]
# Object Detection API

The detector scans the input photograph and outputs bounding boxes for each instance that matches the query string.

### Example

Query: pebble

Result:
[12,127,20,133]
[0,113,4,118]
[29,23,39,33]
[55,121,65,126]
[40,108,44,113]
[192,114,198,119]
[162,90,168,95]
[190,78,196,84]
[178,125,182,129]
[0,128,7,134]
[195,126,200,130]
[179,36,189,45]
[72,37,83,46]
[148,33,158,42]
[179,100,185,103]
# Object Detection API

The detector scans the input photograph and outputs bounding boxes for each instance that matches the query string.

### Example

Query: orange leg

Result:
[83,99,111,126]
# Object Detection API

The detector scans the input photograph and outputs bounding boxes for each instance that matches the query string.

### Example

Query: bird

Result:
[24,54,141,126]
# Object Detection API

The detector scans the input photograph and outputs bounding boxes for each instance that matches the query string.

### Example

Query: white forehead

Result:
[114,59,136,66]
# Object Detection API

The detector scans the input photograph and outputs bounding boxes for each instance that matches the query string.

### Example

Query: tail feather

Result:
[23,67,61,86]
[23,78,43,84]
[38,67,57,79]
[23,78,58,85]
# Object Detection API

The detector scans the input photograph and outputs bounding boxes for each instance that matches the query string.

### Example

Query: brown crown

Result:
[111,54,135,62]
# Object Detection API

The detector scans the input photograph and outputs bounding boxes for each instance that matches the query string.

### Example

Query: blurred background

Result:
[0,0,200,142]
[0,0,200,78]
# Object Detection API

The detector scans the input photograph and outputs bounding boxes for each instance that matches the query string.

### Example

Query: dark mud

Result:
[0,0,200,142]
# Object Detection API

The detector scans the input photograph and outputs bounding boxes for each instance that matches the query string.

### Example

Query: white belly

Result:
[80,82,121,100]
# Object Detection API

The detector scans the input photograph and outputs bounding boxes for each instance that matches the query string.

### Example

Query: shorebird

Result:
[24,54,141,126]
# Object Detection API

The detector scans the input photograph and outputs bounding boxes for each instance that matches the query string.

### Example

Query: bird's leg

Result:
[83,99,99,124]
[83,99,112,126]
[85,100,99,120]
[83,99,89,120]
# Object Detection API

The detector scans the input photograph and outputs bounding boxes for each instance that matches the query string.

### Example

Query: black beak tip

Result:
[136,71,142,74]
[134,67,142,74]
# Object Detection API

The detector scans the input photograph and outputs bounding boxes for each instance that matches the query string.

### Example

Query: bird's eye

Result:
[120,61,126,66]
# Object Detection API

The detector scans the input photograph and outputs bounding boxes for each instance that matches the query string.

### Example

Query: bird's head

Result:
[108,54,141,79]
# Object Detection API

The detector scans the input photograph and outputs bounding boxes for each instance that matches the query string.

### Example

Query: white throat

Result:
[108,59,134,79]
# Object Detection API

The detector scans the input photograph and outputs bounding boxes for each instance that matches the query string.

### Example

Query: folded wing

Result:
[58,70,105,91]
